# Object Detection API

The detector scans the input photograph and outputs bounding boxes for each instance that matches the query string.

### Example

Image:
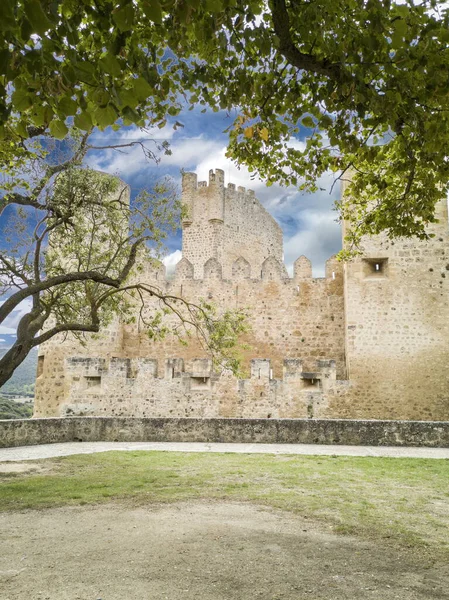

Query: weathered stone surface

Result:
[32,170,449,422]
[1,417,448,448]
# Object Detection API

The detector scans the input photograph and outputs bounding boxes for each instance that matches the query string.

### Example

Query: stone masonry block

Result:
[251,359,271,379]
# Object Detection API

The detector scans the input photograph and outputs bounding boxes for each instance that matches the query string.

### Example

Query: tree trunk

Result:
[0,308,47,388]
[0,339,36,388]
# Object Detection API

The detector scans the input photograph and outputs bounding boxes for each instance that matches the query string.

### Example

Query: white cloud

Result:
[284,209,341,277]
[0,326,17,335]
[163,249,182,275]
[162,138,225,169]
[0,298,32,336]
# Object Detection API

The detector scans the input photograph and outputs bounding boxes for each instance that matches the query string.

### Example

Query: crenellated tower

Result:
[181,169,283,279]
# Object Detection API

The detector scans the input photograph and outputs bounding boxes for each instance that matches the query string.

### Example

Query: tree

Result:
[0,133,247,387]
[2,1,449,245]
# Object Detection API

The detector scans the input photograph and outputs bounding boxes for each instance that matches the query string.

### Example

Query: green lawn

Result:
[1,451,448,557]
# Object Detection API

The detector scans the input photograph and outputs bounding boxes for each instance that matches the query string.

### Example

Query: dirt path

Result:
[1,501,447,600]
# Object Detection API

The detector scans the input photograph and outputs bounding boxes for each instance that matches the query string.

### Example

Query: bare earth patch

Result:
[0,462,43,474]
[1,501,447,600]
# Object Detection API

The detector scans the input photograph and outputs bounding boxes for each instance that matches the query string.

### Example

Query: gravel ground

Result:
[1,501,447,600]
[1,441,449,462]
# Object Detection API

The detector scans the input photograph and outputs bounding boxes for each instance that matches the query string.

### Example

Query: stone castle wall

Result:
[340,193,449,421]
[34,253,346,418]
[33,170,449,421]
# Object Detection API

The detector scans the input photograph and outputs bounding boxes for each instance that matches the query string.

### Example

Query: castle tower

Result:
[181,169,283,279]
[343,181,449,420]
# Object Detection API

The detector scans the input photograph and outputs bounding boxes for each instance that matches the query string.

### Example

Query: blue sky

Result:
[0,106,343,346]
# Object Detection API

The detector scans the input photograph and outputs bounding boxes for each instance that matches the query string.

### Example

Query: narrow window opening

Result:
[363,258,388,279]
[301,373,320,389]
[191,376,210,390]
[36,355,44,377]
[269,369,273,380]
[332,271,336,280]
[258,368,261,379]
[85,376,101,388]
[171,367,175,379]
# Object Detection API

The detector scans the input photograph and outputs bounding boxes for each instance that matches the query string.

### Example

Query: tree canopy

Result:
[0,133,246,387]
[2,0,449,244]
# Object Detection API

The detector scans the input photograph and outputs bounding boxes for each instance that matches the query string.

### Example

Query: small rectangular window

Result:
[85,376,101,388]
[36,355,44,377]
[362,258,388,279]
[191,376,210,390]
[301,372,321,389]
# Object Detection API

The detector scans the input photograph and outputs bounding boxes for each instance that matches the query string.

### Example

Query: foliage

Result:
[1,451,449,557]
[0,396,33,419]
[2,1,449,245]
[0,132,247,386]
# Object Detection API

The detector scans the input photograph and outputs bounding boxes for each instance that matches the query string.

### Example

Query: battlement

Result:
[143,254,343,284]
[65,356,338,389]
[59,355,344,419]
[182,169,256,198]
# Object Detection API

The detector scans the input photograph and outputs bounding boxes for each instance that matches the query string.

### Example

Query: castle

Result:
[34,169,449,421]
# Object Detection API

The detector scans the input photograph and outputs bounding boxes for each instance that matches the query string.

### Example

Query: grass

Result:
[1,451,448,557]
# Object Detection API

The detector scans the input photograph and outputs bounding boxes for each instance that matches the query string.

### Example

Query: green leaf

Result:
[31,104,53,126]
[93,104,118,128]
[24,0,55,36]
[73,61,98,86]
[118,88,139,109]
[0,49,11,75]
[99,53,122,77]
[74,110,93,130]
[113,4,135,32]
[391,18,407,47]
[11,89,33,112]
[132,76,153,101]
[58,95,78,116]
[301,116,315,128]
[20,17,33,40]
[0,0,15,31]
[16,120,28,137]
[141,0,162,24]
[49,119,69,139]
[122,105,140,122]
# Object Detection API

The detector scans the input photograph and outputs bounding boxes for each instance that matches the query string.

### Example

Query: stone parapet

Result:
[1,417,448,448]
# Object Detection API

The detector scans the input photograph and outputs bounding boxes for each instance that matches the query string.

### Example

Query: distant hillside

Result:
[0,397,33,419]
[0,347,38,397]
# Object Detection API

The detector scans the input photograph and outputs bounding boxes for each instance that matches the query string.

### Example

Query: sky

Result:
[0,106,343,346]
